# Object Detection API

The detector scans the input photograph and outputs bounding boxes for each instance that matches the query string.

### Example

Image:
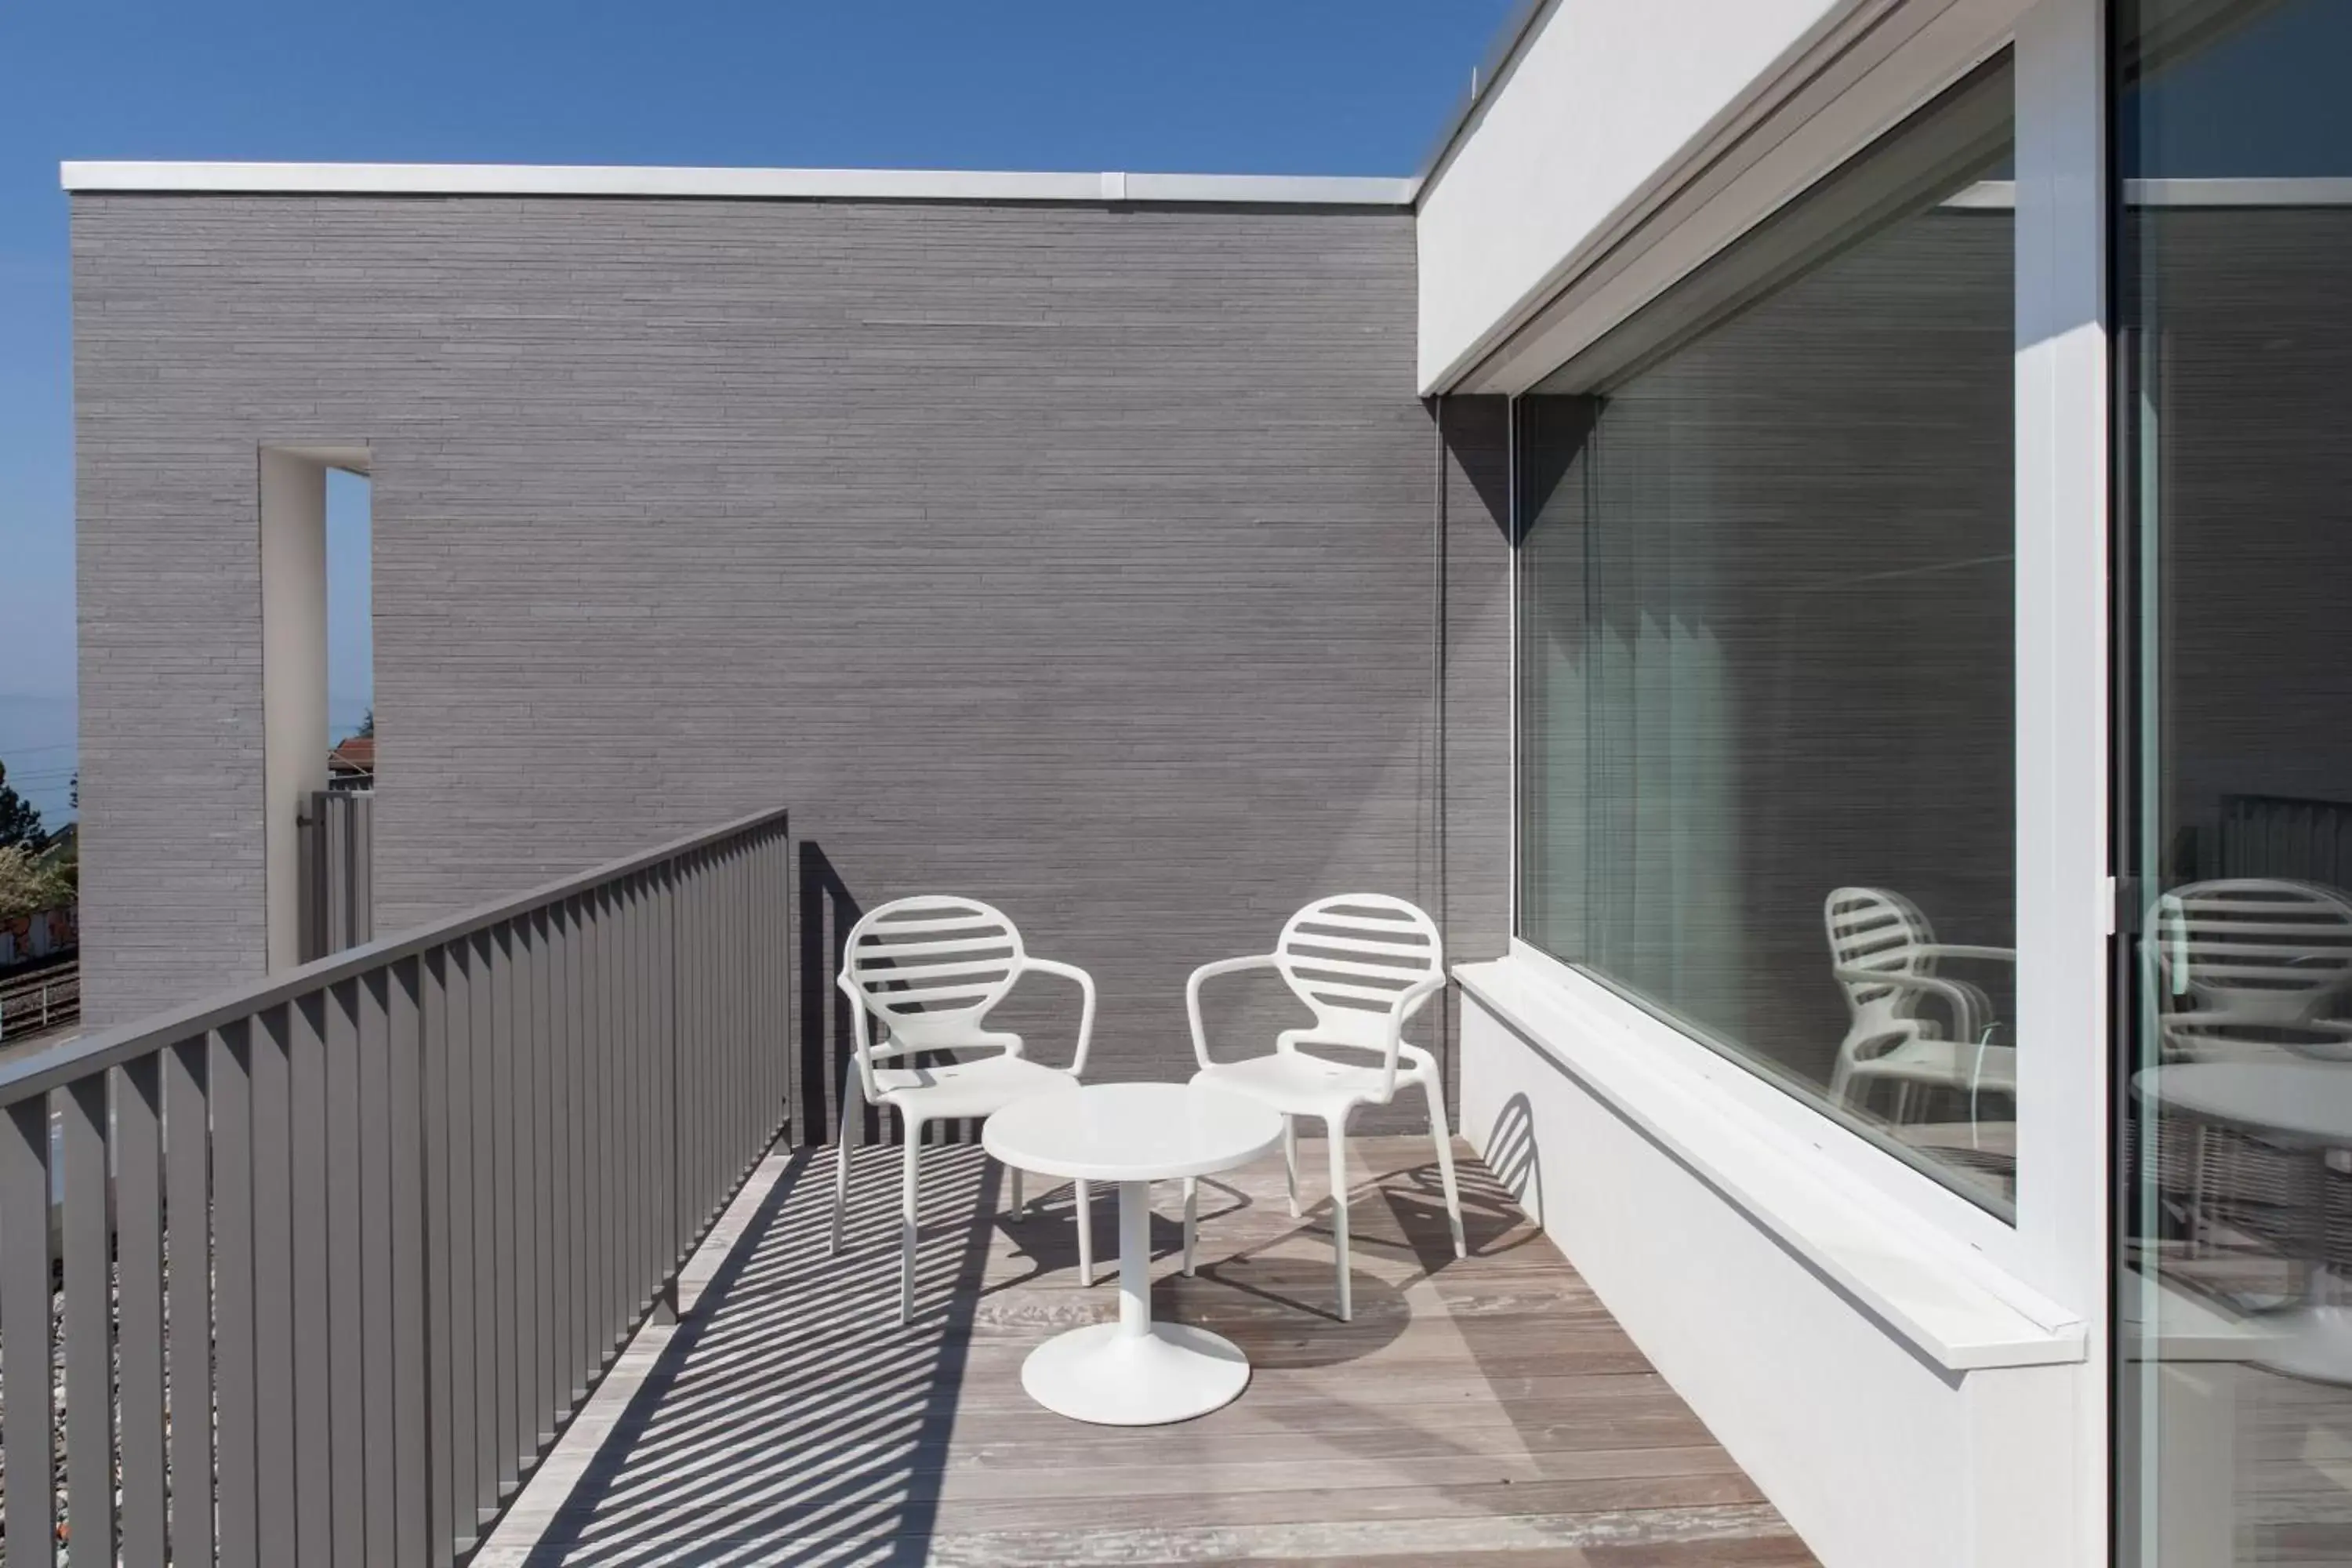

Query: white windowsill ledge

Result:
[1454,954,2087,1373]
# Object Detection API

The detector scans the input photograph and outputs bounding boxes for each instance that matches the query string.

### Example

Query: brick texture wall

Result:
[72,192,1508,1132]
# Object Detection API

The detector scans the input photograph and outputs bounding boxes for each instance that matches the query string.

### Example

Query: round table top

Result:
[983,1081,1285,1182]
[2135,1060,2352,1145]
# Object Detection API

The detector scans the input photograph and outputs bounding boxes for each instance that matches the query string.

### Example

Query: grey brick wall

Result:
[73,192,1508,1131]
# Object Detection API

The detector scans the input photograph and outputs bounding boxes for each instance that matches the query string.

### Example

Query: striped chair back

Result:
[1274,894,1444,1054]
[841,895,1027,1051]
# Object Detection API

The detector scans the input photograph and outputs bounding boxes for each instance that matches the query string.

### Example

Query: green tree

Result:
[0,761,42,850]
[0,844,69,918]
[40,829,76,898]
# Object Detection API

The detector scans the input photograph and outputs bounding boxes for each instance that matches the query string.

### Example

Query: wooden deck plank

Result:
[531,1504,1806,1566]
[554,1472,1774,1536]
[510,1138,1817,1565]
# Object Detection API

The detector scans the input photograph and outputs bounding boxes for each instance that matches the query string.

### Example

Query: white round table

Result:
[982,1080,1284,1425]
[2136,1061,2352,1383]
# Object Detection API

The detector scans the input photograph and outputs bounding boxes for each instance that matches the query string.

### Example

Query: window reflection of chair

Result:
[2148,879,2352,1063]
[1825,887,2016,1125]
[2143,880,2352,1265]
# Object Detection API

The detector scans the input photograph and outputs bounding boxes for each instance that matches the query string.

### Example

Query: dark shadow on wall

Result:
[1509,394,1596,549]
[1430,391,1517,1130]
[1434,394,1515,543]
[796,840,862,1149]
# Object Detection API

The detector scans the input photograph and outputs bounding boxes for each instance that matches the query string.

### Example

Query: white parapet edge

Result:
[59,161,1420,206]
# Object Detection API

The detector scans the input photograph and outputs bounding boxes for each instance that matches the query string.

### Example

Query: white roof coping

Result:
[60,161,1419,207]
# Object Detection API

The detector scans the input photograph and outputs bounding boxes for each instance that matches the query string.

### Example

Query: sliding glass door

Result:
[2114,1,2352,1560]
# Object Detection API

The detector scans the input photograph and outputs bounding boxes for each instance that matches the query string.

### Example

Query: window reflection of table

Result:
[1893,1121,2018,1160]
[2134,1061,2352,1384]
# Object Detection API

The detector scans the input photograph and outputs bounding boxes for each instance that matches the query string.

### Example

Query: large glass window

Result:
[1515,56,2017,1210]
[2114,1,2352,1560]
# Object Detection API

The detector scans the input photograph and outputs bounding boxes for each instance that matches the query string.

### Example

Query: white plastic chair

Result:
[2143,880,2352,1260]
[2147,879,2352,1062]
[1185,894,1465,1321]
[1825,887,2016,1125]
[829,895,1098,1322]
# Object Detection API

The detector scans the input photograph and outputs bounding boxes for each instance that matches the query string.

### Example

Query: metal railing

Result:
[0,965,79,1042]
[2218,791,2352,889]
[299,788,376,962]
[0,804,792,1566]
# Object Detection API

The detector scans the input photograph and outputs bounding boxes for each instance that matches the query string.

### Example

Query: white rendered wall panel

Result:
[1459,993,2082,1568]
[1415,0,1846,390]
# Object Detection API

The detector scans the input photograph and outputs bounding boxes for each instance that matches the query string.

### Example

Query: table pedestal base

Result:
[2254,1299,2352,1385]
[1020,1320,1250,1425]
[1019,1176,1251,1425]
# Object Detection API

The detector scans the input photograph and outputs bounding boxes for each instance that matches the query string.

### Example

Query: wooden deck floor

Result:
[503,1136,1816,1566]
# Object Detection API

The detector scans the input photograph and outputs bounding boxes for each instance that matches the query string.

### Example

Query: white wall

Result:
[1428,0,2117,1561]
[1415,0,2039,394]
[259,448,328,971]
[1415,0,1846,390]
[1458,974,2091,1568]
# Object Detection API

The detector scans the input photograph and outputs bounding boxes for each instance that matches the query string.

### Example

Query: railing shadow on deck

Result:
[525,1145,1007,1566]
[517,1138,1562,1563]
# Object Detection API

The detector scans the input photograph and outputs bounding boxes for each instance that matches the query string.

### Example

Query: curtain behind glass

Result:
[1516,55,2016,1210]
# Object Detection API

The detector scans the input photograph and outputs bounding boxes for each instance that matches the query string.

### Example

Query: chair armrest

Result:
[1392,972,1446,1022]
[1376,973,1449,1102]
[1186,954,1280,1071]
[1019,956,1098,1077]
[1383,973,1439,1025]
[1915,944,2017,965]
[834,970,885,1104]
[1834,967,1996,1042]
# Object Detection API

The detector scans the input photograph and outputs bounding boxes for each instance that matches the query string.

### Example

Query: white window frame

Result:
[1497,0,2111,1323]
[2009,0,2110,1343]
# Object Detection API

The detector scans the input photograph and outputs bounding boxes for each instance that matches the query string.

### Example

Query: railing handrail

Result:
[0,802,790,1106]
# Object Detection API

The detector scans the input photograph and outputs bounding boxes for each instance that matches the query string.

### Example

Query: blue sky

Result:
[0,1,1512,829]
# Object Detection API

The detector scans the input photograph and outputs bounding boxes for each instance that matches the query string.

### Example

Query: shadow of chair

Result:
[1484,1090,1544,1231]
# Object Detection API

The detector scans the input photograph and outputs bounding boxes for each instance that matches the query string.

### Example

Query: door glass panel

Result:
[2115,2,2352,1560]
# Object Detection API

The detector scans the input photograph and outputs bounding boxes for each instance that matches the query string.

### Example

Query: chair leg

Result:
[1182,1177,1198,1276]
[833,1136,851,1257]
[832,1130,852,1258]
[898,1116,922,1326]
[1283,1115,1301,1218]
[1010,1164,1024,1216]
[1422,1077,1466,1260]
[1327,1121,1352,1323]
[1076,1178,1094,1287]
[831,1058,865,1257]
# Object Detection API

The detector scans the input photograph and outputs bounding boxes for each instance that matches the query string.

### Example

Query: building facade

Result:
[70,181,1511,1143]
[66,0,2351,1560]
